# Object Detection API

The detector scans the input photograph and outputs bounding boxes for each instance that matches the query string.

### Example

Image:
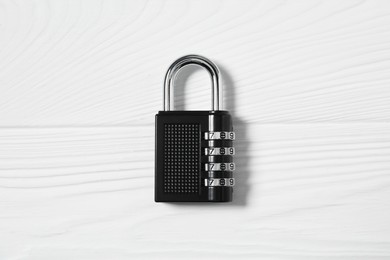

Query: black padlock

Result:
[155,55,235,202]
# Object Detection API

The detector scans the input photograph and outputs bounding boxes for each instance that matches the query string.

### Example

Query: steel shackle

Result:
[163,54,221,111]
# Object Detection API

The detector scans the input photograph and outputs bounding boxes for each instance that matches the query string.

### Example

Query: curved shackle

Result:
[163,55,221,111]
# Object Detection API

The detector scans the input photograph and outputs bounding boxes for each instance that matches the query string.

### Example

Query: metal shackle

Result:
[163,55,221,111]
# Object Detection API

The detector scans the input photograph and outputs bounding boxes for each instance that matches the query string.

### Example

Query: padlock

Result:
[155,55,235,202]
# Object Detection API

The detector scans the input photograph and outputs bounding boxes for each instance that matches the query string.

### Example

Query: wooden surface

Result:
[1,0,390,259]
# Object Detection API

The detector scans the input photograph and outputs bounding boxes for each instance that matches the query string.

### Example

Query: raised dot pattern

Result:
[164,124,200,193]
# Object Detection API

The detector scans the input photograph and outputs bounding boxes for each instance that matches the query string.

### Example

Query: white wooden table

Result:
[1,0,390,259]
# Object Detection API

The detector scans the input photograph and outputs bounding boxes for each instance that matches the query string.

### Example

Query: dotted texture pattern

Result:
[164,124,200,193]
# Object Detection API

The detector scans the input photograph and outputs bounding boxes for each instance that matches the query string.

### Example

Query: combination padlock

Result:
[155,55,235,202]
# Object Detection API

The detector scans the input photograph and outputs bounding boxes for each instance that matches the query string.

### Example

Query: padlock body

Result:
[155,111,234,202]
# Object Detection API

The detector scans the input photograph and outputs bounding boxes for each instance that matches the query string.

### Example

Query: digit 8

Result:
[220,163,226,171]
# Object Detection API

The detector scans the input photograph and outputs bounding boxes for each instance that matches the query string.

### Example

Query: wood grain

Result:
[0,0,390,259]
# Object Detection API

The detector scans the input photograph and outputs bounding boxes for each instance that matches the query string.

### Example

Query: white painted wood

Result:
[1,0,390,259]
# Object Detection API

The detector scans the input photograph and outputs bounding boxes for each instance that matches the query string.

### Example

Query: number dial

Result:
[205,178,235,187]
[205,163,235,171]
[205,147,235,155]
[205,131,235,140]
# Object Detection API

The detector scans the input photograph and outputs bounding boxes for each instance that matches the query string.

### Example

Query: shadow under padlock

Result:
[155,55,249,204]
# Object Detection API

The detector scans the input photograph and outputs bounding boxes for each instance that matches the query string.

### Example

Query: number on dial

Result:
[205,178,235,187]
[205,147,235,155]
[205,132,235,140]
[205,163,235,171]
